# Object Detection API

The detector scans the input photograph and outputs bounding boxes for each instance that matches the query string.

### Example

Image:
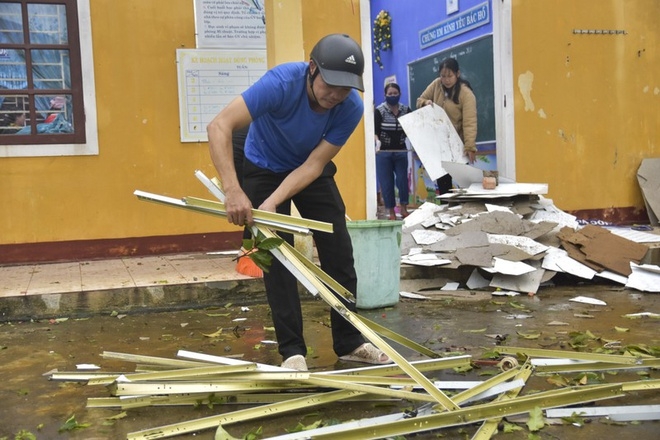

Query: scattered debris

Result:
[75,364,100,370]
[637,158,660,225]
[98,170,658,439]
[569,296,607,306]
[401,191,660,295]
[46,345,660,439]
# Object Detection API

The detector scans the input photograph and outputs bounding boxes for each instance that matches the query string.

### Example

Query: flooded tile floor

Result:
[1,258,659,439]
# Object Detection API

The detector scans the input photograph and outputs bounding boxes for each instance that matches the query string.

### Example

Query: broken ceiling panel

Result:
[489,267,545,294]
[429,230,489,252]
[444,211,527,237]
[557,238,605,272]
[487,234,549,256]
[398,188,657,294]
[559,225,649,276]
[455,246,493,267]
[625,263,660,292]
[522,220,559,240]
[542,247,597,280]
[482,258,537,276]
[580,225,649,276]
[637,157,660,225]
[411,229,447,245]
[488,243,535,262]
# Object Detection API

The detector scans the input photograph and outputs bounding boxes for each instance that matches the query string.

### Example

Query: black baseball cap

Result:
[310,34,365,92]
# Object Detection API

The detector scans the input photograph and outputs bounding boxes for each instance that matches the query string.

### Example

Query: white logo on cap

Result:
[344,55,356,65]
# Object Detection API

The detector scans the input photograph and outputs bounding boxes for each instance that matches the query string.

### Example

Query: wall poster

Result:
[176,49,266,142]
[194,0,266,49]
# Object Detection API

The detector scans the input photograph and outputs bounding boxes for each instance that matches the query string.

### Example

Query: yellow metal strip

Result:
[183,196,333,233]
[620,378,660,392]
[496,347,640,364]
[319,356,472,377]
[471,362,534,440]
[86,364,258,386]
[305,376,437,403]
[101,350,208,368]
[258,226,460,411]
[451,365,524,406]
[127,389,363,439]
[134,190,332,236]
[310,373,418,387]
[109,380,307,396]
[354,314,441,359]
[279,231,441,359]
[535,358,660,373]
[88,392,332,409]
[49,372,123,382]
[309,384,623,439]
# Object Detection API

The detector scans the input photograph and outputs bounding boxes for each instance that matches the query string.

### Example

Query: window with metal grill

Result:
[0,0,86,146]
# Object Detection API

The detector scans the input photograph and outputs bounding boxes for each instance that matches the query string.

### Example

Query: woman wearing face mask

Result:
[374,82,412,220]
[416,57,477,195]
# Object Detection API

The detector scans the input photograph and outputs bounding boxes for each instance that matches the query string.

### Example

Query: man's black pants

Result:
[242,159,365,360]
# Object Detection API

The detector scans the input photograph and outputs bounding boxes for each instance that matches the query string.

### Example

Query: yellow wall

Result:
[7,0,656,258]
[300,0,367,220]
[512,0,659,211]
[0,0,367,249]
[264,0,367,219]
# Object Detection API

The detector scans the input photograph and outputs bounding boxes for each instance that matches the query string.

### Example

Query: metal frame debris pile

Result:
[47,172,660,439]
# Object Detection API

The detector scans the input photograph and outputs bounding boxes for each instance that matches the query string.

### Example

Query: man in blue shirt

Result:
[207,34,391,371]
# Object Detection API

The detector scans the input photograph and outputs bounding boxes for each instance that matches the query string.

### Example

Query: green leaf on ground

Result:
[14,430,36,440]
[516,330,541,339]
[526,406,545,431]
[463,328,487,333]
[203,328,224,338]
[106,411,127,420]
[502,421,523,433]
[546,374,570,387]
[58,415,90,433]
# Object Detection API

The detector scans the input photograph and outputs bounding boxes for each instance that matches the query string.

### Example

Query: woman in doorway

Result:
[374,82,412,220]
[416,57,477,195]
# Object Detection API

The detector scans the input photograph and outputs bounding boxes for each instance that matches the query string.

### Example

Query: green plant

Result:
[373,10,392,69]
[238,232,284,273]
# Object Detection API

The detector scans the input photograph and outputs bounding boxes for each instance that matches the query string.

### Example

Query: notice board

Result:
[408,34,495,143]
[176,49,266,142]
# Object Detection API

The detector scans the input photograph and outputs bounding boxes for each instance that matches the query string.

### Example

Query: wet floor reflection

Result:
[1,283,658,439]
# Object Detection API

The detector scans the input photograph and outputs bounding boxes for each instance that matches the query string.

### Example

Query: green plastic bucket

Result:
[346,220,403,309]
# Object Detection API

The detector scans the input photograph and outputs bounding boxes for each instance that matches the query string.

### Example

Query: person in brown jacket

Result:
[416,57,477,195]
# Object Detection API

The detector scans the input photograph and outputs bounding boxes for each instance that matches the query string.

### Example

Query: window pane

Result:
[0,2,24,44]
[31,49,70,89]
[28,3,68,45]
[0,94,29,135]
[35,94,74,135]
[0,49,28,90]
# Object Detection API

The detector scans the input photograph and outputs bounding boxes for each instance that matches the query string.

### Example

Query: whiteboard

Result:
[176,49,266,142]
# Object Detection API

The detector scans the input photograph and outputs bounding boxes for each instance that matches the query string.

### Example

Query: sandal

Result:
[339,343,392,365]
[281,354,308,371]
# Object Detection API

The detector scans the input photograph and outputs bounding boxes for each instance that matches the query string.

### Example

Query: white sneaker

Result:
[281,354,308,371]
